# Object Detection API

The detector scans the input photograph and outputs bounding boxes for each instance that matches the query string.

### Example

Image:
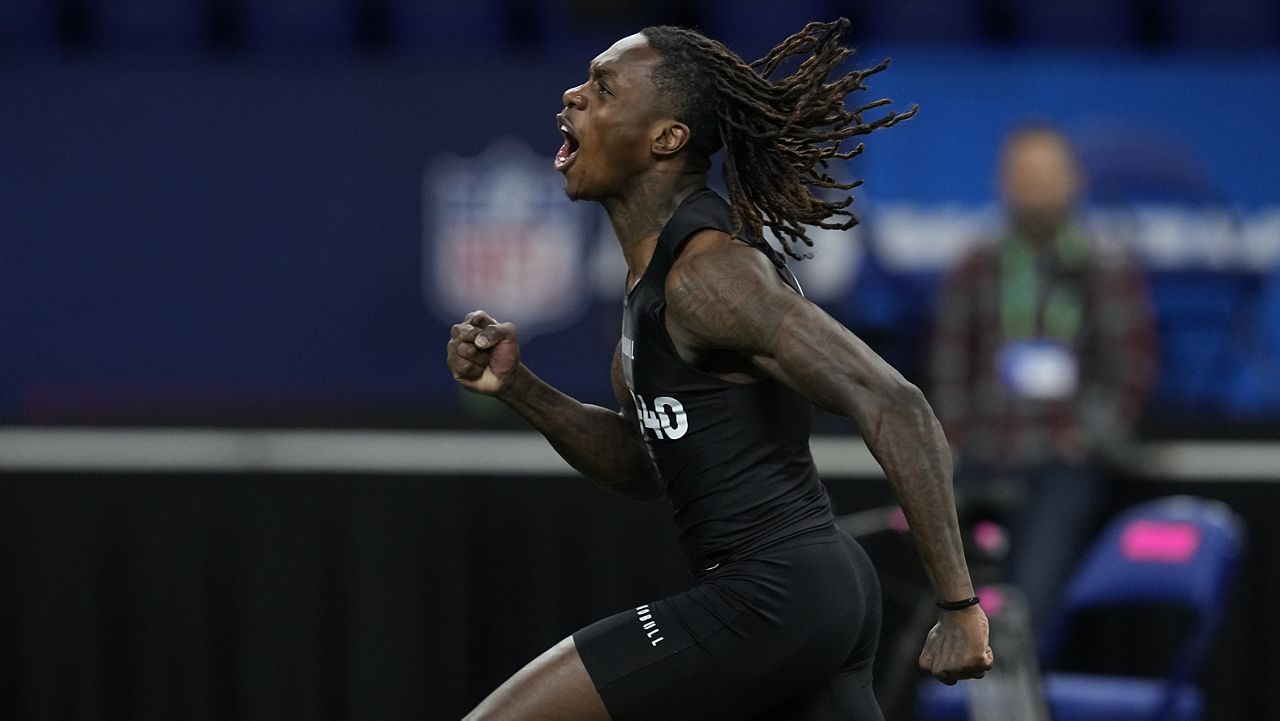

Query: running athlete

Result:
[447,19,993,721]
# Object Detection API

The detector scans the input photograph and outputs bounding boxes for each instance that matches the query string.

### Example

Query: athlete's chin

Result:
[561,175,604,202]
[561,179,585,201]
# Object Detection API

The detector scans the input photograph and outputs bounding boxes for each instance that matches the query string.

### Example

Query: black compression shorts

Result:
[573,526,883,721]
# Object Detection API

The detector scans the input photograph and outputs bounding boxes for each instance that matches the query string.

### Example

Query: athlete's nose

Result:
[562,84,586,110]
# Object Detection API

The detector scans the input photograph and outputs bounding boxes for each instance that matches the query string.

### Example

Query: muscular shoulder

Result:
[664,229,802,353]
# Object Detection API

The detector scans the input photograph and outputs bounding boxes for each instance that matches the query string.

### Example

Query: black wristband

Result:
[935,596,981,611]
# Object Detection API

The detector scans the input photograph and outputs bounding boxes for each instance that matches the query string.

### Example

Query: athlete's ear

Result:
[652,121,691,159]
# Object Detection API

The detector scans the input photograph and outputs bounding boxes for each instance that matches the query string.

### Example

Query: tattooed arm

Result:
[664,231,993,684]
[447,310,664,502]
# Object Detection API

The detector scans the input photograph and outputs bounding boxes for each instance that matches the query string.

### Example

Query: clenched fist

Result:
[447,310,521,396]
[918,604,995,685]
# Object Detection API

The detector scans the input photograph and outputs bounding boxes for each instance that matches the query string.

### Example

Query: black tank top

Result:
[621,188,834,570]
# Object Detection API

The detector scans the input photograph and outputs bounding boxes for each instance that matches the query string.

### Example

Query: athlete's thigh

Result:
[575,592,790,721]
[464,636,610,721]
[574,541,872,721]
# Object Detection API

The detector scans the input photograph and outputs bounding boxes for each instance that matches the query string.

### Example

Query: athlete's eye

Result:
[595,82,612,96]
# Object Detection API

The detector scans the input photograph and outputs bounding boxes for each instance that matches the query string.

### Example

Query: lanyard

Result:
[1000,226,1088,342]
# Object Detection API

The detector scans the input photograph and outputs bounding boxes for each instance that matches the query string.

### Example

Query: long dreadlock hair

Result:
[641,18,916,265]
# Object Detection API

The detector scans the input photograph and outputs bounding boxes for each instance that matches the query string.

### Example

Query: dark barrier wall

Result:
[0,473,690,719]
[0,472,1275,720]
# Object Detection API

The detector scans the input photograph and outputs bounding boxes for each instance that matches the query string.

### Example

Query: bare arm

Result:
[447,310,663,502]
[665,232,992,683]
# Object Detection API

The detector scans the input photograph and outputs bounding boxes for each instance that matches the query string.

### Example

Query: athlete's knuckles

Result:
[465,310,495,326]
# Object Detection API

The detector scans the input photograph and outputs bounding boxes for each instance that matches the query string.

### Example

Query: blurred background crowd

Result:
[2,1,1279,720]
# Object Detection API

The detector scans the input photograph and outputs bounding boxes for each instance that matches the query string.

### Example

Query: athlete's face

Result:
[555,34,669,200]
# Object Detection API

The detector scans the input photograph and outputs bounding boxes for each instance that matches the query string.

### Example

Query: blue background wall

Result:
[4,50,1278,427]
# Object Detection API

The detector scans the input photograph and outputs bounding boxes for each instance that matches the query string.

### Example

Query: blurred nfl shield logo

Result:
[424,139,590,341]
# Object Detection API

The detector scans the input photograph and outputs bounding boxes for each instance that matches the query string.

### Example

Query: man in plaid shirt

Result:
[928,124,1158,629]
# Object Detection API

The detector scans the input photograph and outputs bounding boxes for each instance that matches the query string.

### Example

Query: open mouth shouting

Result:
[555,113,580,172]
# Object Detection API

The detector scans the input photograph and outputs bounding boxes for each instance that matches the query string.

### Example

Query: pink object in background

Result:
[977,586,1006,616]
[1120,520,1202,563]
[887,507,910,533]
[972,520,1010,556]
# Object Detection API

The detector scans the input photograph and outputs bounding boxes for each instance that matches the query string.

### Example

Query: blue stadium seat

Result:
[388,0,506,55]
[0,1,59,58]
[1014,0,1136,48]
[859,0,985,45]
[1165,0,1280,51]
[241,0,355,55]
[92,0,208,56]
[921,496,1245,721]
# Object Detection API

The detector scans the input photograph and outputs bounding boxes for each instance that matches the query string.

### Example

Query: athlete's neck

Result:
[604,171,707,285]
